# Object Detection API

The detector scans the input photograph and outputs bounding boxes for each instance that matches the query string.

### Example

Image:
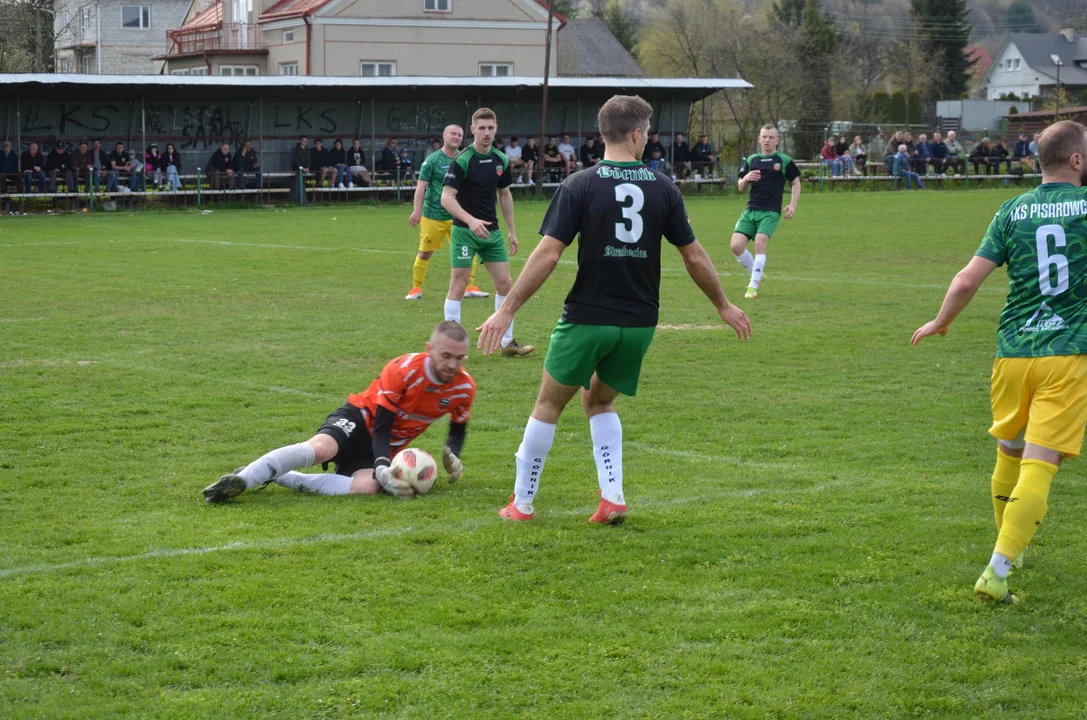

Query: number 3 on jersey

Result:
[1037,224,1068,296]
[614,183,644,244]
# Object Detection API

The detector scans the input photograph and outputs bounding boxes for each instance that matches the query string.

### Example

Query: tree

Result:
[0,0,54,72]
[1005,0,1039,32]
[910,0,973,98]
[602,0,636,52]
[772,0,838,158]
[546,0,580,17]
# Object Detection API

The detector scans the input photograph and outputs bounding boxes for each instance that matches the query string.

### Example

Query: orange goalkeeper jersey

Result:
[347,353,475,454]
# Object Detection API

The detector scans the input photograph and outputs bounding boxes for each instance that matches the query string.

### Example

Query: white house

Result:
[980,29,1087,101]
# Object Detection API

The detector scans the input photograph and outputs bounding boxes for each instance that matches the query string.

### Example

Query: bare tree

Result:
[0,0,55,72]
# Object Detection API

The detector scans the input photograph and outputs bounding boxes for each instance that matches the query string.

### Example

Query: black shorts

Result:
[316,403,375,477]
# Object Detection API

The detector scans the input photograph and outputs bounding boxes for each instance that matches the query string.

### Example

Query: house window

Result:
[283,30,294,42]
[424,0,451,11]
[121,5,151,29]
[190,67,208,76]
[80,53,92,74]
[480,63,512,77]
[279,62,298,76]
[81,7,91,39]
[361,61,395,77]
[58,11,68,30]
[170,69,191,75]
[220,65,259,76]
[1012,58,1020,70]
[60,58,72,73]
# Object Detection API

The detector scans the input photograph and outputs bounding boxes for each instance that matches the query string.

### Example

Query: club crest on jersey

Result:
[773,163,781,171]
[496,168,503,176]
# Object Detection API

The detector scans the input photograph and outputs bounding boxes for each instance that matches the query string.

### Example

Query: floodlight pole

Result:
[538,2,556,186]
[1055,61,1061,123]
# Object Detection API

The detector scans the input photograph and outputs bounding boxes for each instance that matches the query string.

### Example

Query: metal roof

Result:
[558,18,644,78]
[0,73,751,103]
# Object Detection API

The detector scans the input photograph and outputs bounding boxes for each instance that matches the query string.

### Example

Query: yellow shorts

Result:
[419,217,453,253]
[990,355,1087,458]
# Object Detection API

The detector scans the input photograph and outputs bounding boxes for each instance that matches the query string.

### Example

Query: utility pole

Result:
[538,1,556,186]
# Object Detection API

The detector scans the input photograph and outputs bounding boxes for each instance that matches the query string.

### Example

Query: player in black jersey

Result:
[477,94,751,524]
[731,124,801,299]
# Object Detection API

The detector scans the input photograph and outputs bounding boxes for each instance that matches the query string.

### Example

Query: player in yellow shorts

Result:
[406,124,488,300]
[912,120,1087,604]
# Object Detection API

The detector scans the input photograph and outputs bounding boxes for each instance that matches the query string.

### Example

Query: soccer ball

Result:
[391,448,438,495]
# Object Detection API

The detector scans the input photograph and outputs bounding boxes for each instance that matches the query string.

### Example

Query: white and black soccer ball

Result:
[391,448,438,495]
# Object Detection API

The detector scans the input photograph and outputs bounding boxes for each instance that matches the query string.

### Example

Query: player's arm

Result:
[497,186,518,255]
[784,176,801,219]
[477,236,566,354]
[737,161,760,192]
[911,256,998,345]
[409,179,428,227]
[676,240,751,340]
[369,406,411,498]
[441,184,491,238]
[442,421,466,483]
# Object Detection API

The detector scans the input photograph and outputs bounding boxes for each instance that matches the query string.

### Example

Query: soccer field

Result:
[4,189,1087,718]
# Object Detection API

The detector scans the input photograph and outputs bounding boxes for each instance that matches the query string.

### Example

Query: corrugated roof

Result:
[183,2,222,31]
[558,18,643,77]
[1007,33,1087,85]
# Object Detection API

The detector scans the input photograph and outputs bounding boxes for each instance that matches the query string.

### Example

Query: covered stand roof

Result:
[0,74,752,104]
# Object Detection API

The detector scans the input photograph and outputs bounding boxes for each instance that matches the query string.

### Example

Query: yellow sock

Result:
[991,447,1021,529]
[412,256,430,290]
[994,458,1058,561]
[468,256,479,288]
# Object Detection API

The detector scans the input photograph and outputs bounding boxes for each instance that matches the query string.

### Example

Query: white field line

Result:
[0,317,45,323]
[0,240,85,248]
[0,478,832,580]
[106,360,329,400]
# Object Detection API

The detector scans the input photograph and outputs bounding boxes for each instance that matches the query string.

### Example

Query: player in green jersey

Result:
[912,120,1087,604]
[406,124,488,301]
[731,124,801,299]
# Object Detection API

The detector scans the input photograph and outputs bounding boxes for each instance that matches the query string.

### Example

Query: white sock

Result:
[990,552,1012,578]
[735,249,754,272]
[496,294,514,347]
[590,412,624,504]
[444,298,461,323]
[514,417,556,509]
[237,442,315,489]
[276,471,353,496]
[749,253,767,289]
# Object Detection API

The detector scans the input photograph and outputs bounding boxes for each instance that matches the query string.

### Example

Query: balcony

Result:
[168,23,265,56]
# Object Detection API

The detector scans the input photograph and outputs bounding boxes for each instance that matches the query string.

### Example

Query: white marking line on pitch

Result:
[173,238,406,255]
[105,359,328,400]
[0,481,835,580]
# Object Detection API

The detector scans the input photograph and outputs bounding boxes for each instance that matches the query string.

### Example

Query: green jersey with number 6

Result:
[975,182,1087,358]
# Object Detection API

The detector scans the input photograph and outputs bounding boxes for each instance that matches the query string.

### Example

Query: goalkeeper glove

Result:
[442,446,463,484]
[374,463,413,499]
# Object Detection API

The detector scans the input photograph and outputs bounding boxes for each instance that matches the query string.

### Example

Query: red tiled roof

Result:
[179,1,223,31]
[259,0,332,21]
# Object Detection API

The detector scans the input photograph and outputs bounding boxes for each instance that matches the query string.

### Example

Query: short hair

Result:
[510,136,518,142]
[472,107,496,124]
[432,320,468,344]
[981,137,991,144]
[115,141,123,146]
[299,135,307,141]
[898,144,907,152]
[1038,120,1087,172]
[761,124,777,132]
[597,95,654,144]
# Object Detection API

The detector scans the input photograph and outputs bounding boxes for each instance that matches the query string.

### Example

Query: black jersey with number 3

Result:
[539,159,695,327]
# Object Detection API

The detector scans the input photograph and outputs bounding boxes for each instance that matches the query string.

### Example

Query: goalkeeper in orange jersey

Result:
[203,321,474,502]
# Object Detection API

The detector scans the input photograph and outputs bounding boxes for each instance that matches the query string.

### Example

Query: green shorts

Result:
[734,209,781,239]
[543,320,656,397]
[451,225,508,268]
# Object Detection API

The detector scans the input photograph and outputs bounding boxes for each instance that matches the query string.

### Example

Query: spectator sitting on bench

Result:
[328,139,348,189]
[558,134,577,176]
[929,132,948,175]
[945,130,965,174]
[834,134,855,175]
[380,139,402,180]
[163,143,182,191]
[347,139,372,187]
[1013,132,1034,172]
[22,142,46,193]
[206,142,234,189]
[46,141,74,193]
[506,137,526,182]
[641,130,665,164]
[311,139,336,187]
[234,140,262,190]
[895,144,925,189]
[399,148,415,181]
[71,140,93,192]
[646,148,667,173]
[145,144,164,189]
[849,135,867,175]
[692,134,716,176]
[542,137,564,180]
[991,139,1012,173]
[520,137,538,185]
[579,136,599,170]
[672,133,692,178]
[593,133,606,162]
[821,136,842,176]
[970,137,994,175]
[1,141,22,193]
[914,133,932,174]
[107,141,139,192]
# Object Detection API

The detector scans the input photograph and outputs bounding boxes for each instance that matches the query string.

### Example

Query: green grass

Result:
[3,190,1087,719]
